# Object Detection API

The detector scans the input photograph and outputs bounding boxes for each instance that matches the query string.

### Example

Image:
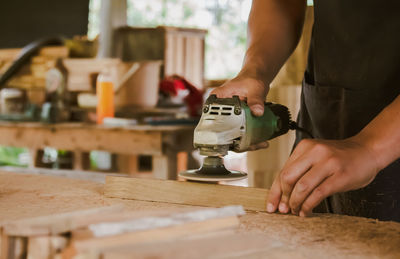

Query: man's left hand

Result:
[266,137,381,216]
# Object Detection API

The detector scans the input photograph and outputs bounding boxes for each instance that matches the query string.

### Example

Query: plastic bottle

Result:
[96,70,114,124]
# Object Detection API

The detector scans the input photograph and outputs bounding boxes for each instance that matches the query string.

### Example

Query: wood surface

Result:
[0,122,194,180]
[2,205,123,236]
[0,172,400,259]
[102,232,303,259]
[104,176,269,211]
[69,217,238,256]
[0,166,125,184]
[0,47,69,61]
[0,122,193,155]
[27,235,67,259]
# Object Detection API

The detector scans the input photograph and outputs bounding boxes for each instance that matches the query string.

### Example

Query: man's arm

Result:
[266,95,400,216]
[212,0,306,116]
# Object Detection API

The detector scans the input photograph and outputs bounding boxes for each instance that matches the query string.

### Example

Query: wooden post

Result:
[73,151,83,171]
[29,149,45,169]
[98,0,127,58]
[116,155,138,175]
[153,150,177,180]
[27,235,68,259]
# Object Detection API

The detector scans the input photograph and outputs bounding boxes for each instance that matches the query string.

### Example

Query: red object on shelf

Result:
[160,75,203,117]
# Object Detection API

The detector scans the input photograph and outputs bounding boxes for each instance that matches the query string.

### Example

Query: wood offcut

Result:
[104,176,269,211]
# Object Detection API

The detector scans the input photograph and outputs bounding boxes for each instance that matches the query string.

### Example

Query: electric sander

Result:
[179,94,303,182]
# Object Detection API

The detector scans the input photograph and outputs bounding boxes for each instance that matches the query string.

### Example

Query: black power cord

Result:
[288,120,314,139]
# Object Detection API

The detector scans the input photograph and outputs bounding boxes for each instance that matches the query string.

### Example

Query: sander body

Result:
[179,95,293,182]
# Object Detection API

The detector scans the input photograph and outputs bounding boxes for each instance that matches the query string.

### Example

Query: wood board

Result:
[102,232,303,259]
[0,122,164,155]
[104,176,269,211]
[2,205,124,236]
[69,216,239,256]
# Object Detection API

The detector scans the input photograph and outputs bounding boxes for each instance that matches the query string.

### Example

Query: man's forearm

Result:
[240,0,306,86]
[354,95,400,170]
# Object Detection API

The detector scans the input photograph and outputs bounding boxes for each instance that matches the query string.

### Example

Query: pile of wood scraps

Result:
[0,47,69,89]
[0,204,248,259]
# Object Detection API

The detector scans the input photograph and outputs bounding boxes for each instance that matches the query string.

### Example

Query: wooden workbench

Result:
[0,122,195,179]
[0,171,399,258]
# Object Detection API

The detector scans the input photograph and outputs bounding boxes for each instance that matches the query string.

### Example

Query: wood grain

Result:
[104,176,269,211]
[2,205,123,236]
[71,216,238,254]
[102,232,303,259]
[27,235,68,259]
[0,122,173,155]
[1,172,400,259]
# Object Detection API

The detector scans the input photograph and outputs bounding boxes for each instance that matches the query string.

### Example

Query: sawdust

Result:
[0,171,399,258]
[240,212,400,259]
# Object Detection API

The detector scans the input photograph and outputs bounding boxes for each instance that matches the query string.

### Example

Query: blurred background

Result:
[0,0,313,188]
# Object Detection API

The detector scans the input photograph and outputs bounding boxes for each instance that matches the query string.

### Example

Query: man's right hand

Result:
[210,75,270,151]
[210,75,269,117]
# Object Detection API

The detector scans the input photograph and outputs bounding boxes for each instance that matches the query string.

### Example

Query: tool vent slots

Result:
[209,106,233,116]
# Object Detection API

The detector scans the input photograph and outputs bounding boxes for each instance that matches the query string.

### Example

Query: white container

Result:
[115,60,162,108]
[0,88,24,114]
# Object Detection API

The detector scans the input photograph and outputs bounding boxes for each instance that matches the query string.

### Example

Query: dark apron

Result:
[295,1,400,221]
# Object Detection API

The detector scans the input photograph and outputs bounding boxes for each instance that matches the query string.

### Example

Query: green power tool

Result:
[179,94,301,182]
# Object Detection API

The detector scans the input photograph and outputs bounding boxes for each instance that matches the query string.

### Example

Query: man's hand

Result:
[266,137,381,216]
[210,75,270,151]
[211,75,268,117]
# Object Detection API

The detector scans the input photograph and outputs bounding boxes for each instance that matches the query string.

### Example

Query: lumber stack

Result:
[0,47,69,89]
[0,204,244,259]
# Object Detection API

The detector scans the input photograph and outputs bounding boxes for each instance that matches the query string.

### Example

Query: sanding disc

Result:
[179,169,248,182]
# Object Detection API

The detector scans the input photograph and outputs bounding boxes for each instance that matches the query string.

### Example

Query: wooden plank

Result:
[27,236,51,259]
[0,123,163,155]
[0,48,21,60]
[69,216,239,256]
[38,47,69,58]
[0,47,68,61]
[0,166,126,184]
[65,206,242,257]
[102,232,298,259]
[0,235,27,259]
[104,176,269,211]
[27,235,68,259]
[2,205,124,237]
[63,58,121,91]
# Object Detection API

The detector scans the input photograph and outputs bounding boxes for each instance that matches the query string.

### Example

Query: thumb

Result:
[247,99,265,116]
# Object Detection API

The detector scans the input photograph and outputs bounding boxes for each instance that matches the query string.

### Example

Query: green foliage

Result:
[0,146,28,167]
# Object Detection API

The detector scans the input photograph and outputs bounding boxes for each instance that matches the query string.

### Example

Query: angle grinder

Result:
[179,94,307,182]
